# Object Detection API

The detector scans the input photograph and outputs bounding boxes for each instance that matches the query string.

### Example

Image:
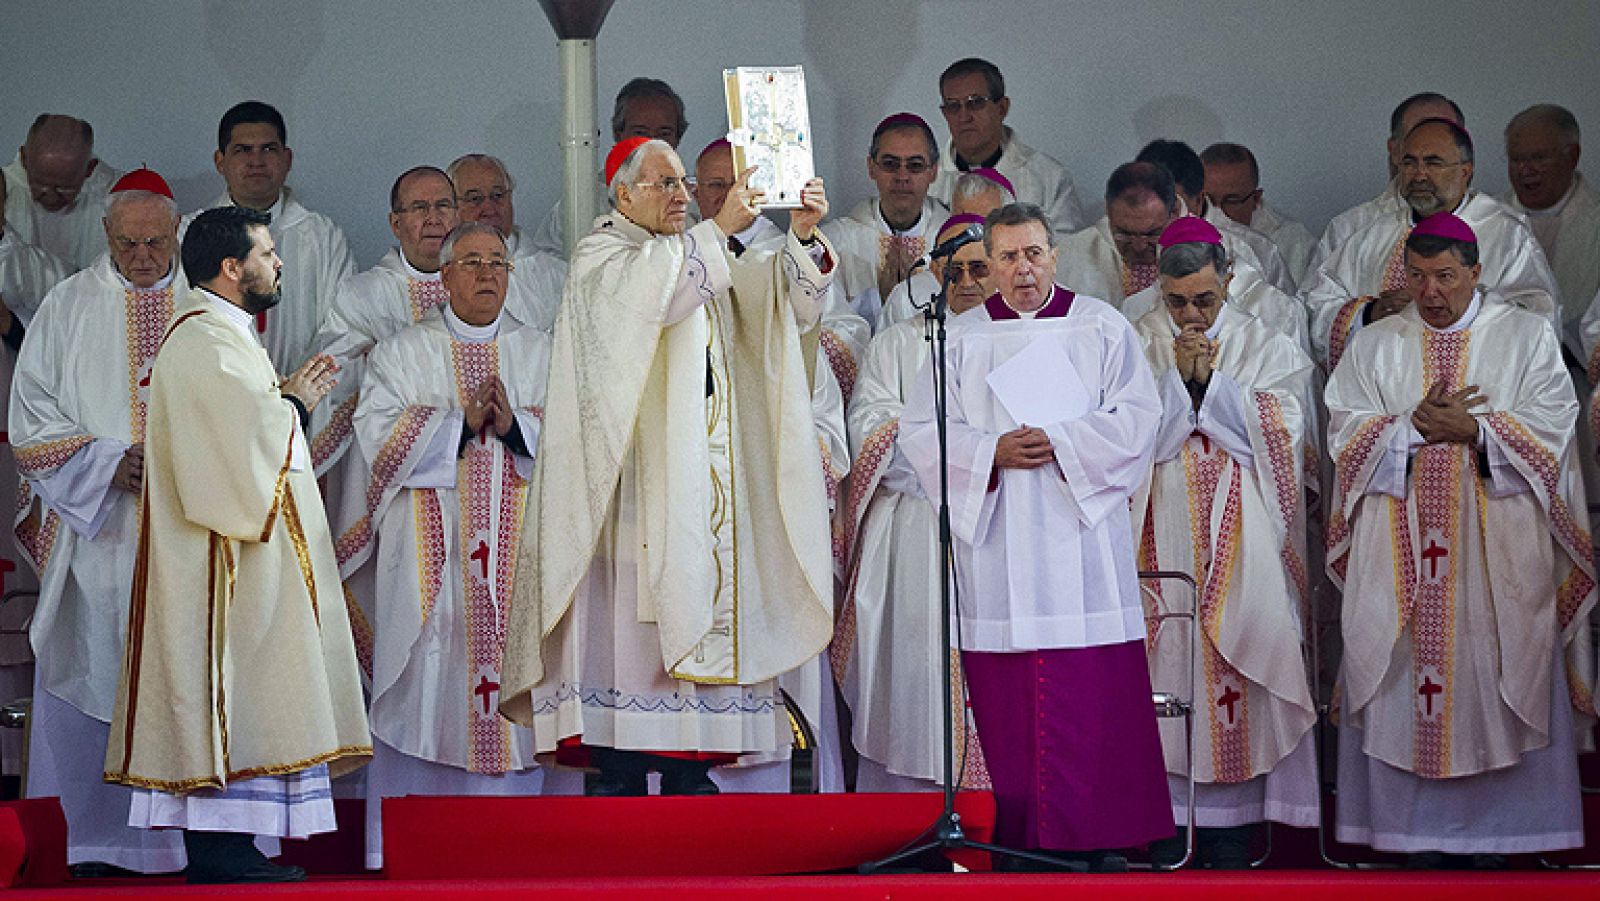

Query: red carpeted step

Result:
[382,792,996,878]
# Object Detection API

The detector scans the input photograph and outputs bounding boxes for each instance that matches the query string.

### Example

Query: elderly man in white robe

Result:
[448,153,568,335]
[1131,217,1318,868]
[3,115,121,271]
[1202,142,1316,285]
[1136,140,1295,294]
[1060,162,1279,316]
[1309,93,1465,278]
[1325,212,1595,866]
[1304,118,1558,372]
[9,169,187,873]
[877,169,1012,330]
[355,222,561,866]
[499,136,837,797]
[930,58,1089,236]
[899,203,1169,870]
[186,102,355,386]
[836,213,995,794]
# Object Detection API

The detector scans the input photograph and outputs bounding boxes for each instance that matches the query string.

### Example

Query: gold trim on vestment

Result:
[104,744,374,794]
[280,486,320,625]
[117,478,156,774]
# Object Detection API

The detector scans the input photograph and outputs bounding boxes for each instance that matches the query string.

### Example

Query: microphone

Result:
[928,223,982,260]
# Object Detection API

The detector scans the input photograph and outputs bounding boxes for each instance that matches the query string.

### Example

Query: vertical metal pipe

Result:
[558,37,598,257]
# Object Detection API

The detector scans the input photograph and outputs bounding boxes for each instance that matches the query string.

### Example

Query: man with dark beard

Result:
[105,205,370,884]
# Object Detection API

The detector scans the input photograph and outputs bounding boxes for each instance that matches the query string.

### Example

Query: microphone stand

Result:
[859,258,1085,875]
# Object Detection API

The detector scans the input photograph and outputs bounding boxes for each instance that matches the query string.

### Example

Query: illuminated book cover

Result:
[723,66,814,210]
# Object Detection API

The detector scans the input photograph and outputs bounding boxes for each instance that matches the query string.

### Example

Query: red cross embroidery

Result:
[1421,539,1449,580]
[474,673,500,715]
[470,539,491,581]
[1217,684,1242,725]
[1419,675,1443,716]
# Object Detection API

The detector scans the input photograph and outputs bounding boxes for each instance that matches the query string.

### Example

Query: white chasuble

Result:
[2,158,121,271]
[930,127,1091,237]
[1326,299,1596,780]
[355,314,549,773]
[834,318,990,788]
[10,257,187,721]
[105,292,370,792]
[822,197,946,340]
[1304,192,1559,371]
[1133,304,1317,789]
[500,212,835,759]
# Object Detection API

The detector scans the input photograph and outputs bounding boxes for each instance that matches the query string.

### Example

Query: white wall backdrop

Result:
[3,0,1597,267]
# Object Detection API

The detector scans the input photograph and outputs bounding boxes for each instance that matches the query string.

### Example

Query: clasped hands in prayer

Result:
[280,353,340,412]
[710,166,828,244]
[995,426,1055,470]
[1173,325,1217,385]
[464,376,516,438]
[1412,382,1485,445]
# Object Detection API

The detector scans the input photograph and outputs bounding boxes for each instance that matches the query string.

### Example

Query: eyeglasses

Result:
[1164,293,1221,311]
[697,179,732,193]
[30,181,85,200]
[944,260,990,280]
[1398,156,1466,176]
[995,246,1051,265]
[939,94,999,116]
[450,256,514,275]
[1112,227,1165,245]
[634,176,696,194]
[873,155,930,174]
[111,234,173,253]
[395,199,458,217]
[460,188,510,208]
[1213,188,1261,208]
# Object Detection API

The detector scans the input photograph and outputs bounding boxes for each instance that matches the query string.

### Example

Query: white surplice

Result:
[500,213,836,769]
[1251,201,1317,288]
[1,158,122,271]
[183,188,356,377]
[1200,200,1296,295]
[835,316,990,790]
[899,289,1161,652]
[1302,191,1560,371]
[1132,303,1319,828]
[1325,295,1595,853]
[8,257,188,870]
[930,127,1091,236]
[1506,173,1600,352]
[1306,185,1406,280]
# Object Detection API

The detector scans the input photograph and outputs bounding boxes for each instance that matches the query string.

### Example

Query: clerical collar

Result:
[442,302,501,344]
[985,285,1075,321]
[1422,289,1482,334]
[955,140,1005,173]
[735,218,772,245]
[228,191,285,226]
[198,287,258,341]
[398,249,442,281]
[112,261,176,292]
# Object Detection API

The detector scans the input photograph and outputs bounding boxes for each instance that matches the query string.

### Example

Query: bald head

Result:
[19,114,97,212]
[1505,104,1581,211]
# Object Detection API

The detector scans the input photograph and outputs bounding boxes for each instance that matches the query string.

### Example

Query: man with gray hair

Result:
[531,77,693,256]
[899,202,1168,870]
[500,136,838,797]
[1202,142,1316,285]
[9,168,187,873]
[1131,216,1318,867]
[449,153,567,334]
[354,220,563,866]
[3,115,122,270]
[1503,105,1597,346]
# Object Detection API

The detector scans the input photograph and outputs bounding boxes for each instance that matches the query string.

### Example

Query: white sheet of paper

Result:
[985,335,1091,427]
